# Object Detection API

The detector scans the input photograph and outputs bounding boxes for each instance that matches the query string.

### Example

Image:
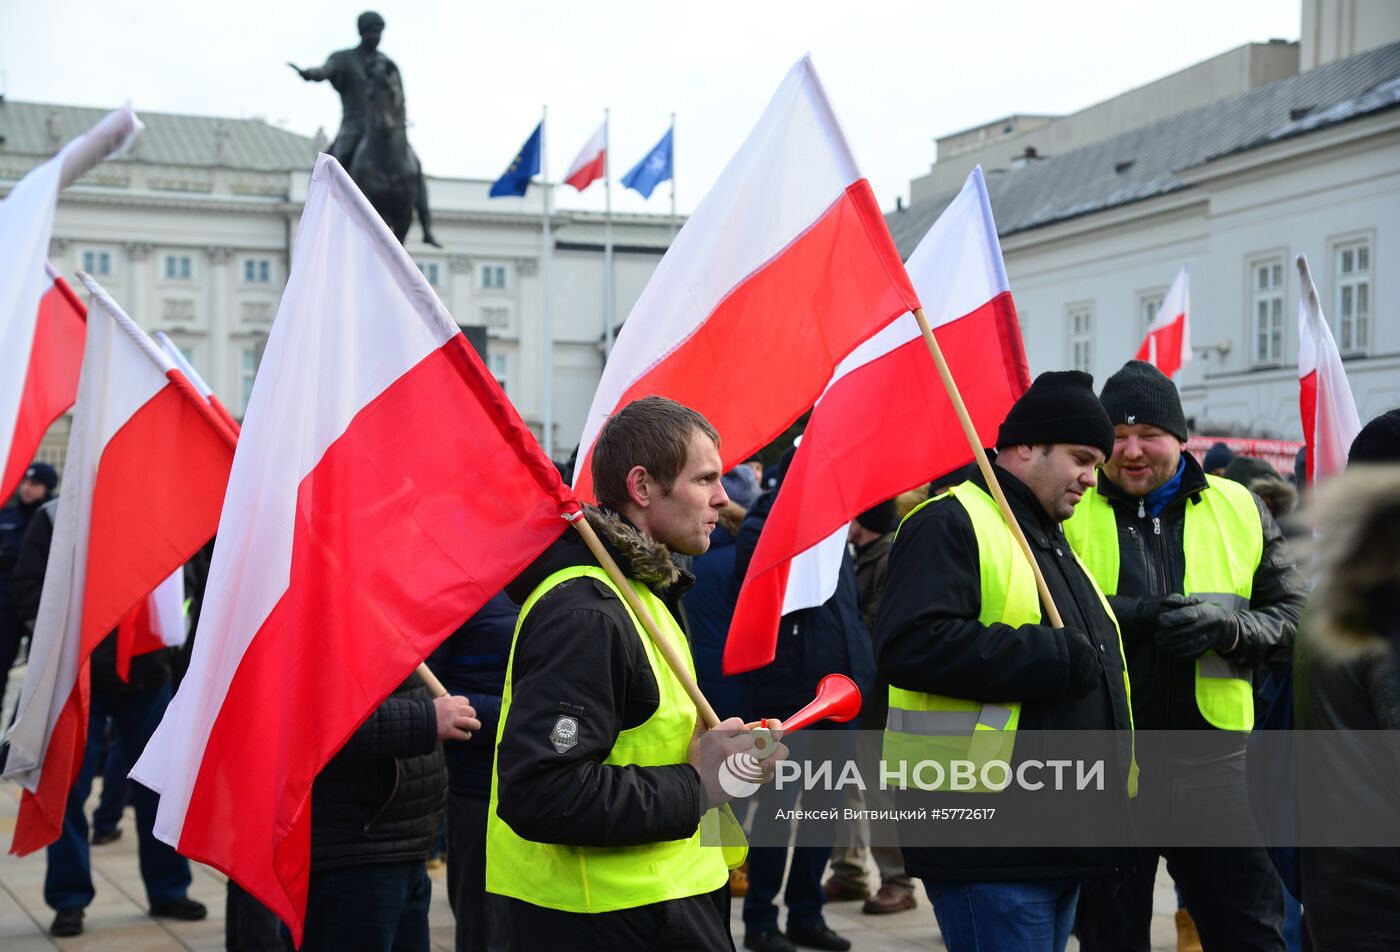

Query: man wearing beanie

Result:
[1064,360,1305,952]
[877,371,1135,951]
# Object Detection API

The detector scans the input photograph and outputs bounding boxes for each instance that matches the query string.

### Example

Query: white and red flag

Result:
[1134,265,1191,379]
[1297,254,1361,484]
[0,106,141,501]
[2,275,236,855]
[155,330,242,434]
[563,121,607,191]
[725,168,1029,674]
[571,56,919,498]
[131,155,576,943]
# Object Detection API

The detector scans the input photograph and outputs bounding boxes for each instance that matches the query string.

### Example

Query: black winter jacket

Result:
[494,506,727,945]
[310,675,445,871]
[11,499,173,694]
[876,464,1134,883]
[734,488,875,721]
[1093,453,1305,730]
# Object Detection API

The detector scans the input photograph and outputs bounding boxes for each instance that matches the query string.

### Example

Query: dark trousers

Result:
[302,861,431,952]
[742,722,851,933]
[226,879,291,952]
[1077,846,1285,952]
[92,719,130,835]
[447,792,511,952]
[45,682,192,910]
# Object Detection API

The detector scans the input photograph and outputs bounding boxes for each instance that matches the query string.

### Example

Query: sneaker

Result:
[149,897,208,921]
[50,908,84,937]
[744,929,797,952]
[862,884,917,915]
[787,922,852,951]
[821,876,870,902]
[92,827,123,846]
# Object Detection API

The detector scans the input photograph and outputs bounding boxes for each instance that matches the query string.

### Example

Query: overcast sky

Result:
[2,0,1301,215]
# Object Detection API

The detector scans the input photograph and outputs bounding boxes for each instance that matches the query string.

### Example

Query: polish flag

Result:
[2,275,237,855]
[725,168,1029,674]
[571,56,919,498]
[112,331,232,681]
[563,121,607,192]
[131,155,576,944]
[155,330,242,434]
[1297,254,1361,484]
[1135,265,1190,379]
[0,107,141,501]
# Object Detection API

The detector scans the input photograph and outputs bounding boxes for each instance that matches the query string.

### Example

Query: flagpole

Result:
[541,105,554,459]
[603,107,615,358]
[912,307,1064,629]
[566,511,722,728]
[668,112,678,241]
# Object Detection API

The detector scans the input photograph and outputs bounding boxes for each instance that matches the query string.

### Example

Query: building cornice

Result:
[1176,109,1400,188]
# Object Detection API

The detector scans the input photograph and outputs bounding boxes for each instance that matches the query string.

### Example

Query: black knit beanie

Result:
[855,499,897,535]
[996,370,1114,458]
[1348,409,1400,465]
[1099,360,1188,441]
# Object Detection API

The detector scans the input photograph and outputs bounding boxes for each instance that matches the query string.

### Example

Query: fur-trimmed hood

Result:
[505,504,691,605]
[1309,465,1400,656]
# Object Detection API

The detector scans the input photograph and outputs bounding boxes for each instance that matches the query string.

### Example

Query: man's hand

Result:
[687,717,789,809]
[1155,601,1240,659]
[288,61,315,81]
[1115,593,1198,638]
[434,694,481,742]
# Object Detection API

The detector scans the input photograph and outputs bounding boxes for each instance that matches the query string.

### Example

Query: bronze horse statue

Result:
[352,61,440,246]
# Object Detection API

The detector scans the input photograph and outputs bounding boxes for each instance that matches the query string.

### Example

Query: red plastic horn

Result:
[779,674,862,733]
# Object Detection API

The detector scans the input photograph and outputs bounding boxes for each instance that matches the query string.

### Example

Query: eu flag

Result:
[490,122,542,198]
[620,127,673,199]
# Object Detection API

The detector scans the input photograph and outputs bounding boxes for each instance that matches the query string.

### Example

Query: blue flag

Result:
[490,122,542,198]
[620,127,673,199]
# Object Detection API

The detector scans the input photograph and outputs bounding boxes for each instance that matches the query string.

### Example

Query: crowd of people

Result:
[1,362,1397,952]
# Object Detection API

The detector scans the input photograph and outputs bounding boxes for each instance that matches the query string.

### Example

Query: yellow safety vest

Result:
[883,483,1135,793]
[486,564,744,913]
[1062,474,1262,731]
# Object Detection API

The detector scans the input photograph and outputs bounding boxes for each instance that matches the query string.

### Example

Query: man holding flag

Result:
[488,396,762,951]
[877,371,1134,951]
[1064,360,1305,951]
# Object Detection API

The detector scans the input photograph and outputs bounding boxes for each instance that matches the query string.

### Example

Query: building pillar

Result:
[448,254,473,326]
[206,246,232,402]
[124,242,152,327]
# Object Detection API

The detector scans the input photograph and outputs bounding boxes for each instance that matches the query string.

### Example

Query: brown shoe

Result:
[822,877,870,902]
[729,863,749,898]
[1175,908,1203,952]
[862,886,916,915]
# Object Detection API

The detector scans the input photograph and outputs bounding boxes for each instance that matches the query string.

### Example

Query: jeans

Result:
[44,682,192,910]
[302,861,431,952]
[925,879,1080,952]
[447,792,511,952]
[226,879,291,952]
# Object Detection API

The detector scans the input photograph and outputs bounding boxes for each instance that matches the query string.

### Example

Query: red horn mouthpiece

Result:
[779,674,862,733]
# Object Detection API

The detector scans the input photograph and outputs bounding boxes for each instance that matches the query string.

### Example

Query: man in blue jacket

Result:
[735,447,874,952]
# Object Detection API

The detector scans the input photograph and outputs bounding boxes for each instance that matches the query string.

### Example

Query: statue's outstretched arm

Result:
[289,60,332,82]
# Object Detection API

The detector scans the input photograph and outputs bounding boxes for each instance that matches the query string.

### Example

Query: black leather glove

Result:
[1063,626,1100,698]
[1155,601,1240,659]
[1112,593,1198,638]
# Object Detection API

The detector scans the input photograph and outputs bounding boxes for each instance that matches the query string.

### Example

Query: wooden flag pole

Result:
[416,663,448,698]
[568,511,723,729]
[912,307,1065,630]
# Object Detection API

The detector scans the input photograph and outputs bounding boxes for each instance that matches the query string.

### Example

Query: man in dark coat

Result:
[0,461,57,717]
[1293,409,1400,952]
[877,371,1134,952]
[301,672,472,951]
[735,447,873,952]
[487,396,771,951]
